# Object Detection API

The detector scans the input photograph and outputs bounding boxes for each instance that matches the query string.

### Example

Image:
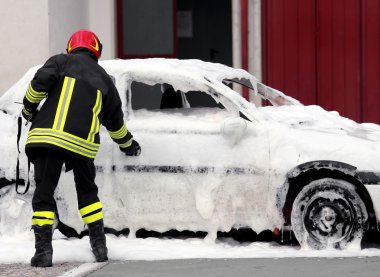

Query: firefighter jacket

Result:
[22,50,133,161]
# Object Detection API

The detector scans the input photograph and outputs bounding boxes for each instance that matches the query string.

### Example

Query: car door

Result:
[99,81,271,235]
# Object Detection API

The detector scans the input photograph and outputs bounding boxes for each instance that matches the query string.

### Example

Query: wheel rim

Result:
[303,196,355,245]
[291,178,368,249]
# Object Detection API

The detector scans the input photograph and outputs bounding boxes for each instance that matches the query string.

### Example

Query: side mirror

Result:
[221,117,247,145]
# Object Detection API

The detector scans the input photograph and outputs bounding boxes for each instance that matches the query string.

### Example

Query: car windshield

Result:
[224,78,301,106]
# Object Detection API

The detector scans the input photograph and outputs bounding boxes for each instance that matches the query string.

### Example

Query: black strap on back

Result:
[16,114,30,194]
[17,115,21,153]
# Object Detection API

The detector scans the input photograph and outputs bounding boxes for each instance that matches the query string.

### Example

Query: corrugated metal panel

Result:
[262,0,316,105]
[362,0,380,123]
[316,0,361,121]
[262,0,380,124]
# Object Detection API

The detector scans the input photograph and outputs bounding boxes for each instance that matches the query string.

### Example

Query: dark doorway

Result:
[177,0,233,66]
[117,0,233,65]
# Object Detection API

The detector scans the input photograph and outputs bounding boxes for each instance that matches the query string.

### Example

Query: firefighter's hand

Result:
[120,140,141,156]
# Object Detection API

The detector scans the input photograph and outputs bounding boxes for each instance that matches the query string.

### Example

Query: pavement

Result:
[88,257,380,277]
[0,262,106,277]
[2,257,379,277]
[0,263,82,277]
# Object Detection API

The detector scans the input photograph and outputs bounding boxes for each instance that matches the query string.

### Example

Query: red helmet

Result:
[67,29,102,58]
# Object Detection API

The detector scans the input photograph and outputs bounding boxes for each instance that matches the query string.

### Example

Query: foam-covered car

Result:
[0,58,380,250]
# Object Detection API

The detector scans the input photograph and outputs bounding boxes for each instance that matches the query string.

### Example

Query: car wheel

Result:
[291,178,368,249]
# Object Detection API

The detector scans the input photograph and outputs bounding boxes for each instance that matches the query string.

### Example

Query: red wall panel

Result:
[316,0,361,121]
[298,0,318,104]
[262,0,380,124]
[361,0,380,123]
[262,0,316,105]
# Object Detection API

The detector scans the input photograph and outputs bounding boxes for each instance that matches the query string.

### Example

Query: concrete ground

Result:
[1,257,379,276]
[0,263,82,277]
[88,257,380,277]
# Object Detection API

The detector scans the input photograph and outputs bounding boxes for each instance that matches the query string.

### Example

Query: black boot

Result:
[88,219,108,262]
[31,225,53,267]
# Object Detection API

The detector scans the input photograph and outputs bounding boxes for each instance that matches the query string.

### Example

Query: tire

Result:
[291,178,368,249]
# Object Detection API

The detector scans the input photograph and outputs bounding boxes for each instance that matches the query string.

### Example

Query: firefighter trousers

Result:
[31,148,102,226]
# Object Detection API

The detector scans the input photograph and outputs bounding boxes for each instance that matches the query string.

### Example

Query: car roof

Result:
[100,58,260,113]
[101,58,299,109]
[100,58,256,92]
[0,58,297,116]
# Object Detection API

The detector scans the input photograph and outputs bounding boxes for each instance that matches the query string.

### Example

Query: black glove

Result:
[120,140,141,156]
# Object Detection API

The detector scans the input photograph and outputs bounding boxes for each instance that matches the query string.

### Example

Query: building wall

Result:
[232,0,262,105]
[0,0,257,99]
[0,0,260,99]
[48,0,89,56]
[262,0,380,124]
[88,0,116,60]
[0,0,116,96]
[49,0,116,59]
[0,0,49,95]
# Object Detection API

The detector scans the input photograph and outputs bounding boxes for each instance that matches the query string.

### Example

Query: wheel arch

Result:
[279,160,377,230]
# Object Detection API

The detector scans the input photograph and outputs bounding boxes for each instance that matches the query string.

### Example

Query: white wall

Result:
[249,0,262,81]
[249,0,262,106]
[49,0,116,59]
[48,0,90,56]
[88,0,116,60]
[0,0,49,95]
[231,0,262,106]
[232,0,242,70]
[0,0,117,96]
[232,0,242,95]
[0,0,261,98]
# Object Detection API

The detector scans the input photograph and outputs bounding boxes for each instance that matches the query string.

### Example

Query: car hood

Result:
[260,105,380,142]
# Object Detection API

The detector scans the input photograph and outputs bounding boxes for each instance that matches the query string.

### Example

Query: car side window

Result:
[185,91,224,109]
[130,81,224,111]
[130,82,162,110]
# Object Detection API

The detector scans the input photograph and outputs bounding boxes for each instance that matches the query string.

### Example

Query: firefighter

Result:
[21,29,141,267]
